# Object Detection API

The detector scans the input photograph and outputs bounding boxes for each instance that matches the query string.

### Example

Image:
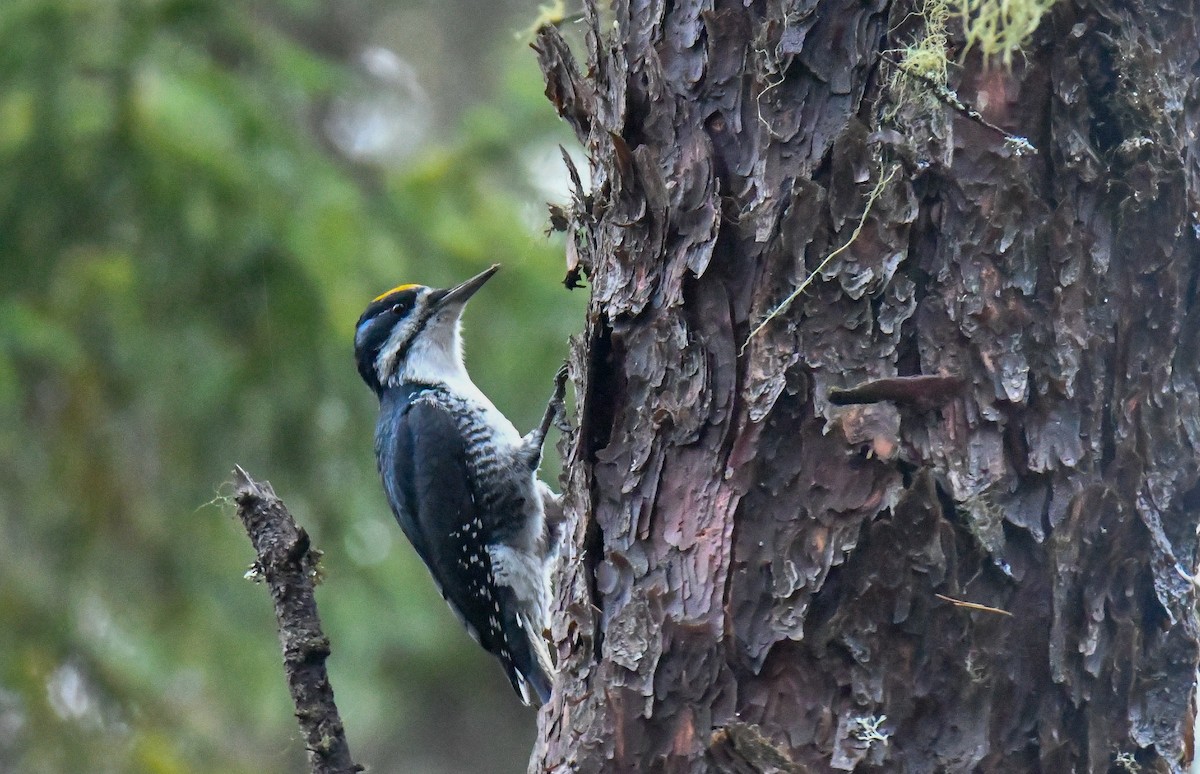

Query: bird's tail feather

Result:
[506,611,554,706]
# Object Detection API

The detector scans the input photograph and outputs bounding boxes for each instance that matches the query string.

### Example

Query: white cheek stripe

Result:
[375,314,420,383]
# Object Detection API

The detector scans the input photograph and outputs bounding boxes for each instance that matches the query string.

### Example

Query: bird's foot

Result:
[548,362,569,433]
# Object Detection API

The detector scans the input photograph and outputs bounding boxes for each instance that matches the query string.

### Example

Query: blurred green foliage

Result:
[0,0,584,771]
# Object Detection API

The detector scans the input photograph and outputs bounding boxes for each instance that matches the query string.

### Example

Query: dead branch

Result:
[232,465,362,774]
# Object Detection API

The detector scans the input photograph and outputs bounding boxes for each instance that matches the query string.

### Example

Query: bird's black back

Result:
[374,383,550,703]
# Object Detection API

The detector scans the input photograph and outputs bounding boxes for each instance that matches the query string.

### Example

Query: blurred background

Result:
[0,0,587,771]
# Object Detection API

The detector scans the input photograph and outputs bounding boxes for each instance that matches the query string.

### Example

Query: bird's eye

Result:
[391,303,406,315]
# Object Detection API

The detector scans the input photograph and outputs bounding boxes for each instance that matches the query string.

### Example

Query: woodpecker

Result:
[353,264,566,706]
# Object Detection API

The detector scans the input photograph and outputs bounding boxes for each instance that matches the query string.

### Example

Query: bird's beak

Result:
[431,264,500,310]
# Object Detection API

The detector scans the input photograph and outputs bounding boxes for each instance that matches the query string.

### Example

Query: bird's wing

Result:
[381,393,553,705]
[384,395,501,647]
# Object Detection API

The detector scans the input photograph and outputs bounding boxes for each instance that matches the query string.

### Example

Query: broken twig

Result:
[232,466,362,774]
[829,375,965,410]
[881,54,1037,155]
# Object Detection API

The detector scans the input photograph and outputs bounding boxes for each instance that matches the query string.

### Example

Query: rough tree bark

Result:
[535,1,1200,772]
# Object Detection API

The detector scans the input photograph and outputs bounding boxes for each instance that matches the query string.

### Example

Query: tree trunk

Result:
[535,1,1200,771]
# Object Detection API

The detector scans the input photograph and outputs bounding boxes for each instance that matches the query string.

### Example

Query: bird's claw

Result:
[553,363,568,398]
[550,362,570,431]
[533,362,571,444]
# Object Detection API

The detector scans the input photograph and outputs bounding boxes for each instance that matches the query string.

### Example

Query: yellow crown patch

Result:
[372,283,421,303]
